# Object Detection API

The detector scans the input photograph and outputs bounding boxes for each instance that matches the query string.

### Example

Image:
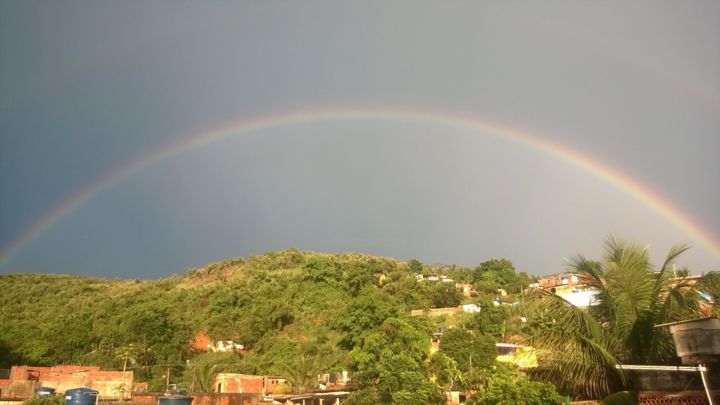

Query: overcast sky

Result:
[1,1,718,278]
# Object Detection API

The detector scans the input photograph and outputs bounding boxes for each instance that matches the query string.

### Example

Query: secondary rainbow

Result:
[2,107,719,268]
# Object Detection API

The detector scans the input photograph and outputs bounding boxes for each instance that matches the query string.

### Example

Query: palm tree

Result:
[277,354,322,394]
[530,236,704,399]
[193,364,221,393]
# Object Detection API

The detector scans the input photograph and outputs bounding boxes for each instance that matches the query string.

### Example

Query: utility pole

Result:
[121,357,127,401]
[191,366,196,394]
[166,367,170,394]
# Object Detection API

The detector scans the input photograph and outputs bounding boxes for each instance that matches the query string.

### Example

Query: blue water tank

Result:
[158,395,193,405]
[34,387,56,396]
[65,388,99,405]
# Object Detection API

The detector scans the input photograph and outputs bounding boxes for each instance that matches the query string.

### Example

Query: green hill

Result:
[0,251,447,385]
[1,249,554,403]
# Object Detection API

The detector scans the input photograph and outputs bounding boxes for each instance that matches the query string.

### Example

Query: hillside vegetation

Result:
[9,240,706,403]
[2,249,546,403]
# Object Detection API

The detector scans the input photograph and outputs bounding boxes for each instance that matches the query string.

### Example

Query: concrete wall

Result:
[410,307,461,317]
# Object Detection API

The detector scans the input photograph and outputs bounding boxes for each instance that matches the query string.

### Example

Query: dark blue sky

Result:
[1,1,719,278]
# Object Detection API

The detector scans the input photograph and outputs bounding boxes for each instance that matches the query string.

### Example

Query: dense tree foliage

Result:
[465,363,564,405]
[407,258,424,274]
[0,250,422,390]
[346,317,445,404]
[440,329,496,373]
[8,244,679,403]
[1,249,547,400]
[465,301,510,340]
[474,259,532,295]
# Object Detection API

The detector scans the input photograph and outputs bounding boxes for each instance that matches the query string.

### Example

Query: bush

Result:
[23,395,65,405]
[466,363,564,405]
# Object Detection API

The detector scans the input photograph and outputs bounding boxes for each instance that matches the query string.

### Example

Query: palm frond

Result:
[696,272,720,308]
[277,353,323,393]
[530,236,703,398]
[532,325,623,398]
[570,255,606,290]
[604,241,652,342]
[569,254,614,326]
[659,244,692,276]
[645,286,703,363]
[530,290,623,398]
[651,243,691,304]
[603,235,623,262]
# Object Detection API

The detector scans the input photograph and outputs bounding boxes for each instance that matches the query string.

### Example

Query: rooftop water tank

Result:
[65,388,99,405]
[659,317,720,364]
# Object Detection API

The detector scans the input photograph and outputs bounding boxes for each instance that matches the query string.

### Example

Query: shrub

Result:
[466,363,564,405]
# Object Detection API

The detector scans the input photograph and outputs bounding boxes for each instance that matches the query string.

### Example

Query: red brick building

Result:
[0,365,132,399]
[213,374,286,396]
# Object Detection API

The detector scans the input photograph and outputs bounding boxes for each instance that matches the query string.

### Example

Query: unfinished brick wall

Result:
[131,394,158,403]
[4,367,34,398]
[9,367,28,382]
[2,366,132,399]
[132,393,262,405]
[193,393,262,405]
[3,380,34,398]
[213,374,263,395]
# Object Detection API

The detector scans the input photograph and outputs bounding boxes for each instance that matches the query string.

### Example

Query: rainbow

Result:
[1,107,719,268]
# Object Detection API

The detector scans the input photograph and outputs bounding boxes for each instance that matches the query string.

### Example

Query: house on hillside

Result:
[411,304,481,317]
[538,272,588,289]
[317,371,352,391]
[207,340,245,353]
[537,272,600,307]
[456,283,476,297]
[495,343,538,369]
[190,332,245,353]
[213,373,286,396]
